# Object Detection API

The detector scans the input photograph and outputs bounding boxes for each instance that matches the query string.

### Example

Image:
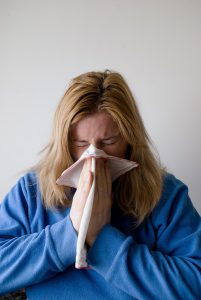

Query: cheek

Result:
[116,143,128,158]
[71,146,86,161]
[104,143,128,158]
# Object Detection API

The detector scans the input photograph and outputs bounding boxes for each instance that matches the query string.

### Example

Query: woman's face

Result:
[70,111,128,160]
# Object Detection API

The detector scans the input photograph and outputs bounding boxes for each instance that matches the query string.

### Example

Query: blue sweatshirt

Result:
[0,172,200,299]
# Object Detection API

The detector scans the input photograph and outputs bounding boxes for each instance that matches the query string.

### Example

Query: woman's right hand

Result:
[69,158,93,233]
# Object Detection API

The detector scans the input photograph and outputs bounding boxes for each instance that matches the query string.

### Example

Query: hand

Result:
[70,158,93,233]
[87,158,112,246]
[70,157,112,247]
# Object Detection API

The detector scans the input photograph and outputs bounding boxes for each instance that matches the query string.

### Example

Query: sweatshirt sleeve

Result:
[0,175,77,295]
[87,175,201,300]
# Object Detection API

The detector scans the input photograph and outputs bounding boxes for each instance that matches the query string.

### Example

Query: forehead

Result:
[70,111,119,139]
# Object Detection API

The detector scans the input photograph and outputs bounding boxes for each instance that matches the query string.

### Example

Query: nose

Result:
[91,142,100,149]
[90,140,102,150]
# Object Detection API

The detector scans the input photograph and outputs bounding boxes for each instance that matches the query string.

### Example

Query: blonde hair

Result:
[34,70,164,226]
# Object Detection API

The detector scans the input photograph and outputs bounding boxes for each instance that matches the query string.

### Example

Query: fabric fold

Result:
[56,144,138,268]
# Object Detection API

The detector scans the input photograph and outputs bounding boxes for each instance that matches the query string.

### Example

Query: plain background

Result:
[0,0,200,213]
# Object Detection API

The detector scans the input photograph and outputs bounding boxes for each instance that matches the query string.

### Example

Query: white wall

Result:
[0,0,200,213]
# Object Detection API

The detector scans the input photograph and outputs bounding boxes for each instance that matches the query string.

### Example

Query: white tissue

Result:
[56,144,138,268]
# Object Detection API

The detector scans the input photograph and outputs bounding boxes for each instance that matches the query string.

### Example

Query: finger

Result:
[83,170,93,196]
[101,159,110,198]
[76,158,93,201]
[104,160,112,198]
[95,159,109,211]
[78,158,91,188]
[96,158,105,195]
[102,160,112,210]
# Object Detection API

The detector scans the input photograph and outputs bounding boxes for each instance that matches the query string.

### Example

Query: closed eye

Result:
[102,140,117,145]
[102,136,119,145]
[72,141,89,147]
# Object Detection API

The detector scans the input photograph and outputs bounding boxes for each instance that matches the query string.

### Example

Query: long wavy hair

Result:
[34,70,164,225]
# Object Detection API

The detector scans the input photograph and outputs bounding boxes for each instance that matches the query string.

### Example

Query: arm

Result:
[0,175,77,295]
[87,175,201,299]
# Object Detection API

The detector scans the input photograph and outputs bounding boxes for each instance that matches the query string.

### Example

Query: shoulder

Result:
[152,172,200,226]
[0,172,46,236]
[158,172,189,207]
[1,171,42,210]
[162,172,186,193]
[149,172,201,258]
[16,171,39,198]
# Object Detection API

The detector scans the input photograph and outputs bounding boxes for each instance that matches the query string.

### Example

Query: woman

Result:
[0,70,200,299]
